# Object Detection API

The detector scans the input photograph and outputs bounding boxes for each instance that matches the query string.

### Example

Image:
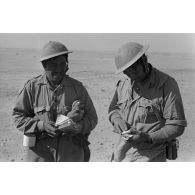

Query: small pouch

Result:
[166,139,179,160]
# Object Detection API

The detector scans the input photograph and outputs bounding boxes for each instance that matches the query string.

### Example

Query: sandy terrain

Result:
[0,48,195,161]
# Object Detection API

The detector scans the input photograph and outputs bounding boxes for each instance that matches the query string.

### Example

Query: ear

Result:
[144,63,150,73]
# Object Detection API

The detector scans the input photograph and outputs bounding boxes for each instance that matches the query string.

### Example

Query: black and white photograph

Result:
[0,0,195,195]
[0,33,194,162]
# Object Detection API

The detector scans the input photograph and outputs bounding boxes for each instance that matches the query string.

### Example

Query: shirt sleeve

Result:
[12,82,39,134]
[149,77,187,143]
[77,85,98,135]
[149,125,185,144]
[163,77,187,127]
[108,90,122,124]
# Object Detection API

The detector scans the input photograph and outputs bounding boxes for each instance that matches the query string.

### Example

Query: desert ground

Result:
[0,48,195,161]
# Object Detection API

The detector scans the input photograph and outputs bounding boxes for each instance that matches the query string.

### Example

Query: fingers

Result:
[47,121,56,126]
[114,118,128,133]
[56,119,77,132]
[67,110,84,122]
[122,129,131,135]
[122,131,133,142]
[72,100,80,110]
[129,128,137,134]
[43,122,58,136]
[118,121,128,132]
[121,128,139,142]
[72,100,84,113]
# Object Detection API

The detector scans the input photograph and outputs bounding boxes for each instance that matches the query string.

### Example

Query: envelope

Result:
[55,114,70,126]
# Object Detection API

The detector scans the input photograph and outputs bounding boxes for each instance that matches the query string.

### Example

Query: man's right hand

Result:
[113,117,128,134]
[67,110,84,122]
[67,100,84,122]
[43,121,61,137]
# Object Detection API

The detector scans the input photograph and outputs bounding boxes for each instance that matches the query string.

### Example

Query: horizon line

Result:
[0,46,195,55]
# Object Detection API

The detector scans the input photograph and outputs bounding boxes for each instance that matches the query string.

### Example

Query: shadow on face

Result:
[42,55,69,85]
[123,61,146,82]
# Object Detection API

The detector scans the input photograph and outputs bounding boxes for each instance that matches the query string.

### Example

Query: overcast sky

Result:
[0,33,195,53]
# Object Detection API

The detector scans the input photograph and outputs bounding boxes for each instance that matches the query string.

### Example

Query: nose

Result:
[55,64,61,72]
[53,64,66,72]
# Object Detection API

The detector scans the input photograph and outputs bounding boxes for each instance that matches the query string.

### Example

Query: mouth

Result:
[51,72,63,80]
[52,72,61,76]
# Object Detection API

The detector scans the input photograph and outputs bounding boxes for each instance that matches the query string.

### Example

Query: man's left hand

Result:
[122,128,153,144]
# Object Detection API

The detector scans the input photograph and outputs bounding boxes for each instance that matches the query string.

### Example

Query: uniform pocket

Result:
[138,102,162,124]
[34,105,50,113]
[34,105,51,121]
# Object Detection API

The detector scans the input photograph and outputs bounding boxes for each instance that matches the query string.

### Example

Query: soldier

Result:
[109,42,187,162]
[13,41,98,162]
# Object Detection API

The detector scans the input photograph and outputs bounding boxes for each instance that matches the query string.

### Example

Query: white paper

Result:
[55,114,69,126]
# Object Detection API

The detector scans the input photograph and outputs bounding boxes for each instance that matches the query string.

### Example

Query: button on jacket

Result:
[109,65,187,161]
[13,74,98,137]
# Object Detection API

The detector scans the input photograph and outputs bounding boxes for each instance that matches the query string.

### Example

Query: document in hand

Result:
[55,114,70,127]
[55,114,80,133]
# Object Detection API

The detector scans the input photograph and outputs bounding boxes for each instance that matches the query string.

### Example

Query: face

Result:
[123,60,146,82]
[43,55,68,85]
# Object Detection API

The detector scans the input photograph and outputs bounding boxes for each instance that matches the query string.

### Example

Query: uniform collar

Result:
[37,73,71,90]
[148,65,169,89]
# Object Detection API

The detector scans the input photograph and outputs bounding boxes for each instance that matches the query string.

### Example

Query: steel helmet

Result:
[115,42,149,74]
[40,41,73,62]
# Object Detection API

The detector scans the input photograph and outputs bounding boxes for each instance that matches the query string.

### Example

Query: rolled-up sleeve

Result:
[149,78,187,143]
[12,82,39,134]
[163,77,187,127]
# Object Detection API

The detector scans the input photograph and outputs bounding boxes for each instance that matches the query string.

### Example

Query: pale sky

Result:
[0,33,195,53]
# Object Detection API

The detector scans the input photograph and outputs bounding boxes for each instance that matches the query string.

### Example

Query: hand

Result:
[122,128,152,144]
[121,127,136,141]
[113,117,128,134]
[67,100,84,122]
[67,110,84,122]
[43,121,61,137]
[72,100,84,111]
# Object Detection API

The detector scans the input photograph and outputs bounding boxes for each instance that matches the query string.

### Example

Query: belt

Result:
[37,132,70,140]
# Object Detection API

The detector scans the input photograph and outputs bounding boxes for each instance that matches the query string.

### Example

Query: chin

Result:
[52,78,62,83]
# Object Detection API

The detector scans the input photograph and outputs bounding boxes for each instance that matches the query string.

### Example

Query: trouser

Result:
[25,135,84,162]
[111,150,166,162]
[149,151,166,162]
[111,137,167,162]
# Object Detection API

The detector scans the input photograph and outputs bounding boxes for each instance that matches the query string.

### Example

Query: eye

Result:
[45,63,56,70]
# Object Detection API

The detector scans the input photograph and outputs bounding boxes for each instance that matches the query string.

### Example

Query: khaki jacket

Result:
[109,65,187,161]
[13,74,98,137]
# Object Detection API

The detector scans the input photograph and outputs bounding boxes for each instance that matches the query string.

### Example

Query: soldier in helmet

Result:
[109,42,187,162]
[13,41,98,162]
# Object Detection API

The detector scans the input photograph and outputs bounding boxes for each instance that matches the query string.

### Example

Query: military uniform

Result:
[109,65,187,161]
[13,74,98,162]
